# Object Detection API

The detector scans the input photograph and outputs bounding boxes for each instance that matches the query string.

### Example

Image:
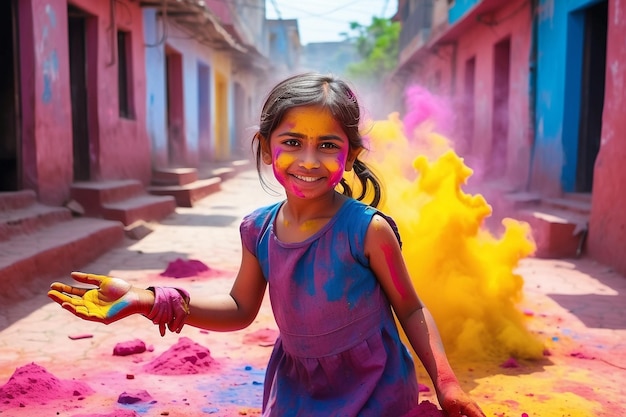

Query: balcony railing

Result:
[398,0,434,52]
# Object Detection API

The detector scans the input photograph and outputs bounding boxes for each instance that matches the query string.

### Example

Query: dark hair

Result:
[252,73,382,207]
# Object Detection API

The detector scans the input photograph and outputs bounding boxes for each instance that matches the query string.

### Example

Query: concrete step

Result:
[71,180,176,226]
[149,177,222,207]
[152,168,199,186]
[0,203,72,242]
[518,206,588,259]
[0,190,37,211]
[542,196,591,215]
[198,159,251,182]
[102,194,177,225]
[71,180,145,217]
[0,217,124,299]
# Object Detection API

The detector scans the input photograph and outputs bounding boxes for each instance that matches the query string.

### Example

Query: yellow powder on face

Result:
[323,159,341,174]
[275,152,296,171]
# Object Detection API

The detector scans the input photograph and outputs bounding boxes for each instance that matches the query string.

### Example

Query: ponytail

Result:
[339,159,382,208]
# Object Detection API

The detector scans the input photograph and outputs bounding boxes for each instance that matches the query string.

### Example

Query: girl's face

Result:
[263,105,359,200]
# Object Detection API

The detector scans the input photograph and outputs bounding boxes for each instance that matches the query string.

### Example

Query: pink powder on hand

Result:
[0,363,93,410]
[142,337,218,375]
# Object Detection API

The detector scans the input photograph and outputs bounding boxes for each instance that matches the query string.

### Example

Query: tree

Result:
[344,16,401,82]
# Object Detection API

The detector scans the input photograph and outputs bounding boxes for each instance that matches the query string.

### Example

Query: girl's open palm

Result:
[48,272,147,324]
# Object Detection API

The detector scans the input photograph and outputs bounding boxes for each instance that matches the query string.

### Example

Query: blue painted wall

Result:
[534,0,603,192]
[143,8,168,166]
[449,0,479,24]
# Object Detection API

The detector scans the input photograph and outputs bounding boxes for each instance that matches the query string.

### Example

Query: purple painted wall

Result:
[18,0,150,205]
[588,0,626,276]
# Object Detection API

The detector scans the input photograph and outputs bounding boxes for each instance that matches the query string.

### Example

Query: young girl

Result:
[48,73,485,417]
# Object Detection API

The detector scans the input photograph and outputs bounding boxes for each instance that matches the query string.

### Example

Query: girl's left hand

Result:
[438,383,486,417]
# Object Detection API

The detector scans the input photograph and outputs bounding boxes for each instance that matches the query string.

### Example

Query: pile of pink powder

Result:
[0,362,93,410]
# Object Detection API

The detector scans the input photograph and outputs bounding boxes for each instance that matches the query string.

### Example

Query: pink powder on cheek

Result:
[381,242,408,299]
[273,150,305,198]
[325,157,345,188]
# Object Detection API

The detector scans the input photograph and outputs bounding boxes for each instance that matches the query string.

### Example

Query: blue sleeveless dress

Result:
[240,198,418,417]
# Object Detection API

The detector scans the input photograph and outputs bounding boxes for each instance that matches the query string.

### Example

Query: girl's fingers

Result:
[49,283,89,297]
[48,289,87,306]
[70,271,109,287]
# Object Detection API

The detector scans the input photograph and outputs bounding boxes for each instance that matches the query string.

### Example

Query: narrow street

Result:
[1,168,625,416]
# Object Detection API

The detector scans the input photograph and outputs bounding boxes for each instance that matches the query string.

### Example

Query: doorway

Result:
[490,37,511,177]
[0,0,20,191]
[165,46,185,166]
[197,62,212,162]
[68,5,94,181]
[576,1,607,192]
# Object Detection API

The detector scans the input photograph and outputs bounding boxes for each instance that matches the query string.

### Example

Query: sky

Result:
[265,0,399,45]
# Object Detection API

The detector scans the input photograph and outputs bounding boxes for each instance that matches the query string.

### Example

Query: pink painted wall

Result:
[588,0,626,277]
[405,1,532,189]
[66,0,151,183]
[19,0,150,205]
[18,0,74,205]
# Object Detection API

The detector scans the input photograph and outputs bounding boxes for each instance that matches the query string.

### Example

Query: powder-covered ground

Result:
[1,170,625,417]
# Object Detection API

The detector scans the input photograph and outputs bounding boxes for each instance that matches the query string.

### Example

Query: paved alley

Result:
[1,168,625,417]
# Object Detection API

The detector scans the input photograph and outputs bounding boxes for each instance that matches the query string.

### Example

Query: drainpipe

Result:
[526,0,538,191]
[107,0,117,67]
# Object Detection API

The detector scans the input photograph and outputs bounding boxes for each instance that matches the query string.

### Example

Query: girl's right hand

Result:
[48,272,153,324]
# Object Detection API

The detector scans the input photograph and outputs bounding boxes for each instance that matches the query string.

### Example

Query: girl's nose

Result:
[299,147,320,169]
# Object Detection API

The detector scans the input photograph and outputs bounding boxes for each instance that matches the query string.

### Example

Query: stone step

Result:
[101,194,177,225]
[71,180,146,217]
[542,196,591,215]
[0,203,72,242]
[71,180,176,226]
[518,206,588,259]
[149,177,221,207]
[0,217,124,300]
[0,190,38,211]
[152,168,199,186]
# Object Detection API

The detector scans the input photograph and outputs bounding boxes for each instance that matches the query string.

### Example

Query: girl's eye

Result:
[320,142,339,150]
[283,139,300,147]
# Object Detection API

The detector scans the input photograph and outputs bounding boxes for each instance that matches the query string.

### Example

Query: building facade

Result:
[393,0,626,276]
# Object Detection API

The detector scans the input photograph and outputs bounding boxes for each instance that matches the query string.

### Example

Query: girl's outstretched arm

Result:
[48,245,267,334]
[365,215,486,417]
[185,244,267,331]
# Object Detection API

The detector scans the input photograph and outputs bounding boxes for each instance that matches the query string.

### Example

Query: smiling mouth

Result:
[292,174,323,183]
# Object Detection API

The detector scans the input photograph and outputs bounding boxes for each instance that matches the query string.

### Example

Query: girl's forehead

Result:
[279,106,341,131]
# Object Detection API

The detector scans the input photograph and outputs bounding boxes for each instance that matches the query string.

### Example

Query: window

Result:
[117,30,134,119]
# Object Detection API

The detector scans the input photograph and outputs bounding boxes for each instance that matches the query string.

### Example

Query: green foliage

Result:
[344,17,401,81]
